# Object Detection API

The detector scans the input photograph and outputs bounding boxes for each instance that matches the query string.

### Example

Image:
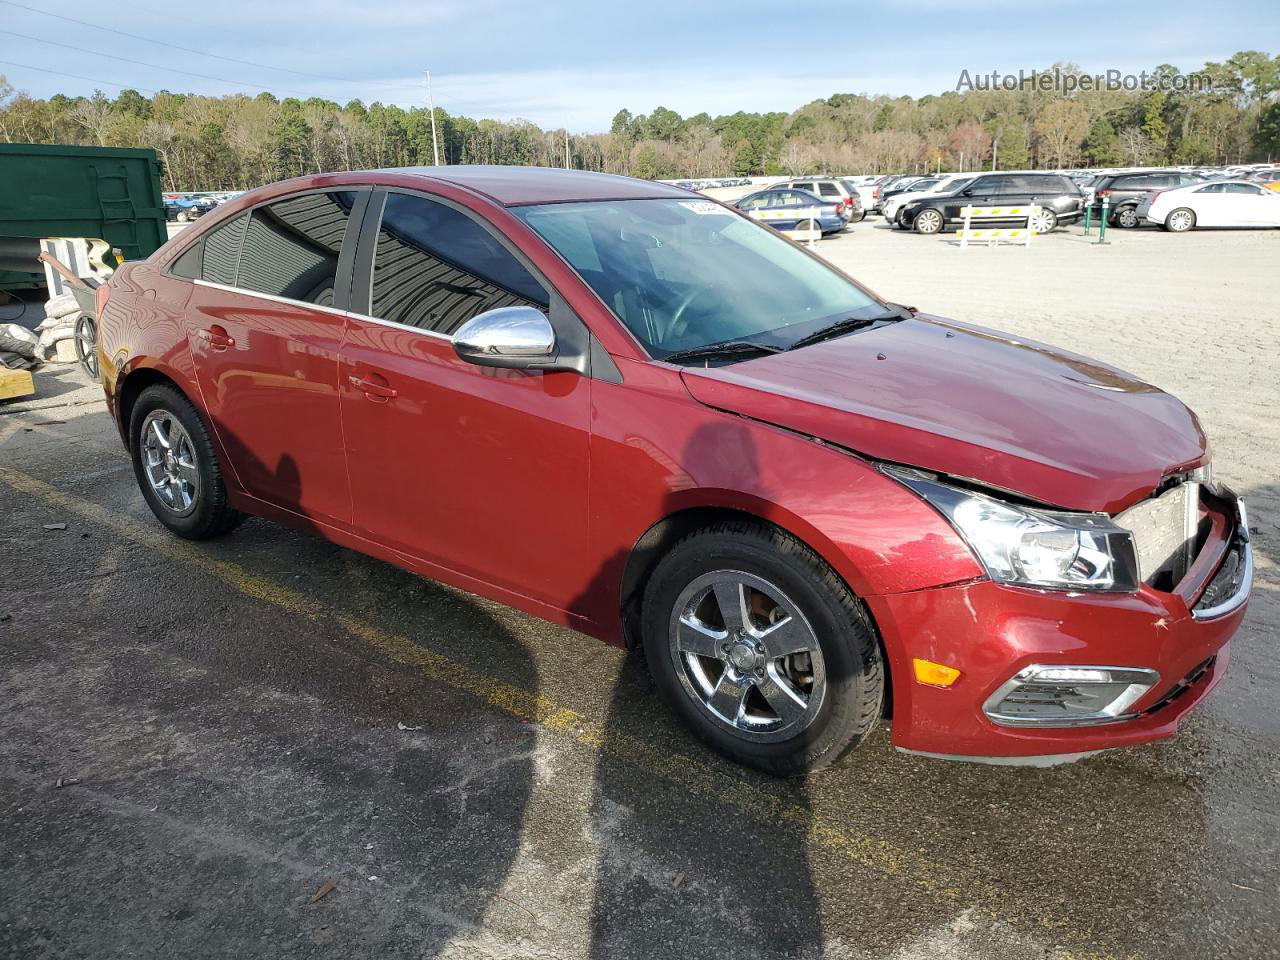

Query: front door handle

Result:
[197,326,235,350]
[347,375,398,401]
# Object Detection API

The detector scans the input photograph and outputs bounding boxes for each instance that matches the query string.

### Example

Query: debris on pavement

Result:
[42,522,67,531]
[0,366,36,401]
[309,878,337,903]
[396,722,423,731]
[54,777,80,789]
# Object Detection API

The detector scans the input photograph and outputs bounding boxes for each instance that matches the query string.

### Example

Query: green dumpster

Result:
[0,142,167,290]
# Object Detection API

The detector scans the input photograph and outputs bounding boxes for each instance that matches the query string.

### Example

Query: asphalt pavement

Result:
[1,340,1277,960]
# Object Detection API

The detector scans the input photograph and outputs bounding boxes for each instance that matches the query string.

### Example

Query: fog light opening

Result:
[983,665,1159,727]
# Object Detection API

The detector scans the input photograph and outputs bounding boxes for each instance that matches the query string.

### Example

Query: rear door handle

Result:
[347,375,397,401]
[198,326,235,350]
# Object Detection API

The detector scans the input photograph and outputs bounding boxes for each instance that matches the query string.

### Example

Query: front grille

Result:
[1115,482,1202,590]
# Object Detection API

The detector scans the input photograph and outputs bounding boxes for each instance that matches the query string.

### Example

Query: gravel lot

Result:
[2,216,1278,960]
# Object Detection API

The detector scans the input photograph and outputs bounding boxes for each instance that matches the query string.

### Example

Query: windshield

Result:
[514,199,882,359]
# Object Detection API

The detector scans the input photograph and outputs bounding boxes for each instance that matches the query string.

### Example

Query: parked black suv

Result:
[899,173,1084,234]
[1090,170,1205,227]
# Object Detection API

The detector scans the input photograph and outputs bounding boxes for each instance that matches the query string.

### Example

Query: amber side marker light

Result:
[913,658,961,687]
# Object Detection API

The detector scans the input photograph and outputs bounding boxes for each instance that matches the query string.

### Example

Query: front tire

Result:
[129,384,243,540]
[913,208,944,234]
[642,521,884,777]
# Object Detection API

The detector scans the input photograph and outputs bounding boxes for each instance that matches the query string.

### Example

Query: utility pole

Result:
[424,70,440,166]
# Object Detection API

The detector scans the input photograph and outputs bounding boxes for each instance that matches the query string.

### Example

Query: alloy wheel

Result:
[1116,207,1139,228]
[1168,209,1194,232]
[140,411,200,516]
[74,315,98,380]
[1029,209,1057,233]
[668,570,827,742]
[915,209,943,234]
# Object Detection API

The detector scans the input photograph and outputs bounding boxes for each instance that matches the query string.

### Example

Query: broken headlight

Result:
[883,466,1140,592]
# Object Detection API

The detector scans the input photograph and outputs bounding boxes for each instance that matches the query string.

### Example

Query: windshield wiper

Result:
[662,340,784,365]
[786,305,913,352]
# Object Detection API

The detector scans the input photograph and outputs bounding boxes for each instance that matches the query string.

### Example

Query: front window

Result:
[514,198,881,359]
[370,193,548,334]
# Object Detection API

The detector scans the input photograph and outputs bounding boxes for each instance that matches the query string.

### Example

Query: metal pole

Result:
[425,71,440,166]
[1097,197,1110,245]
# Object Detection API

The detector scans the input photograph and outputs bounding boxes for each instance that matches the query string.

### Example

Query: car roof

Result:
[370,165,691,206]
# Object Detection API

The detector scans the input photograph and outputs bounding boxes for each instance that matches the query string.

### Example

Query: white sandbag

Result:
[0,322,39,359]
[44,292,80,320]
[36,321,76,361]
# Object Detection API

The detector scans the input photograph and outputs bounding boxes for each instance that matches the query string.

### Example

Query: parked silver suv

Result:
[771,177,866,222]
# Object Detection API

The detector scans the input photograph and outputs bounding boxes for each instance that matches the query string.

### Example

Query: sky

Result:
[0,0,1271,131]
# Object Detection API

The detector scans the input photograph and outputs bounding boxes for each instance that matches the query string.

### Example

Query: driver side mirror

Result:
[961,188,974,196]
[452,306,561,370]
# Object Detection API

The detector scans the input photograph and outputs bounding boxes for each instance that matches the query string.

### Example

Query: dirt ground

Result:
[1,217,1278,960]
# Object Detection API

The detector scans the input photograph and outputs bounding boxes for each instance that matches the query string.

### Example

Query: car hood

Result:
[679,316,1207,513]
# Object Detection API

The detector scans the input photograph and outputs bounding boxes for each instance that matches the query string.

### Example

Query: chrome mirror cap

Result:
[452,306,556,369]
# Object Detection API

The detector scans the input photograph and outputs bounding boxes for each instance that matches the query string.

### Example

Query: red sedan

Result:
[95,166,1251,774]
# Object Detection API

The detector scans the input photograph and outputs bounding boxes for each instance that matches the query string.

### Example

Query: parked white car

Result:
[883,173,979,226]
[1138,179,1280,231]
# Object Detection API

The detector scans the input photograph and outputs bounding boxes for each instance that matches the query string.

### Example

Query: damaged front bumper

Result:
[867,490,1250,763]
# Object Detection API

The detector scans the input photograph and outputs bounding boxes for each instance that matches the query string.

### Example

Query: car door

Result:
[1225,182,1280,224]
[946,175,1002,221]
[339,189,591,609]
[1189,183,1229,225]
[185,189,365,526]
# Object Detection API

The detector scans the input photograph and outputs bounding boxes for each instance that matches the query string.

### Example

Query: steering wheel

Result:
[661,283,719,345]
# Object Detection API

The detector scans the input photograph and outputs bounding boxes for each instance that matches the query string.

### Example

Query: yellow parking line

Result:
[0,457,1140,960]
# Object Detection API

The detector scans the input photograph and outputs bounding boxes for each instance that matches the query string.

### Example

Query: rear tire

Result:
[642,521,884,777]
[1029,207,1058,233]
[1114,206,1140,228]
[1165,207,1195,232]
[129,384,243,540]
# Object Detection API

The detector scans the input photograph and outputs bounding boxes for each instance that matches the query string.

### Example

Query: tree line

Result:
[1,51,1277,191]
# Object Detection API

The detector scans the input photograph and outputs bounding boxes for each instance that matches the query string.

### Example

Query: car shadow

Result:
[574,418,828,958]
[123,433,543,958]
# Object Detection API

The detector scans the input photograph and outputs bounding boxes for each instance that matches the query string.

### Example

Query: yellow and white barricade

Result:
[957,205,1040,248]
[749,208,823,246]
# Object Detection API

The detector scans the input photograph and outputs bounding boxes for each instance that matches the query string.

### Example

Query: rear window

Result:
[237,191,358,306]
[201,214,248,286]
[1021,175,1078,194]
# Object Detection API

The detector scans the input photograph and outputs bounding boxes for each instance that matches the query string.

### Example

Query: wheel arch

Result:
[617,500,894,716]
[117,366,185,450]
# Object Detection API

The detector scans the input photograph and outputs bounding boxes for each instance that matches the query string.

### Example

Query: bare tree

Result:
[1117,125,1158,165]
[71,94,113,146]
[1032,99,1089,168]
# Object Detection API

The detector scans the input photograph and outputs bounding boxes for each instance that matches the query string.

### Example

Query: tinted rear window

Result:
[201,214,248,286]
[237,192,357,305]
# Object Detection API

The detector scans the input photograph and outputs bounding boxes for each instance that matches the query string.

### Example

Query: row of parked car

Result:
[669,177,753,191]
[722,166,1280,237]
[162,192,242,222]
